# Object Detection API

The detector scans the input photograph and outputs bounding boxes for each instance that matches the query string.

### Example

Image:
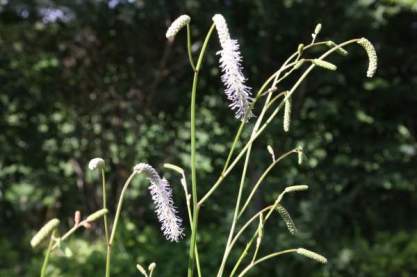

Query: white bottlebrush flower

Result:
[165,15,191,40]
[212,14,253,121]
[88,157,105,170]
[133,163,184,242]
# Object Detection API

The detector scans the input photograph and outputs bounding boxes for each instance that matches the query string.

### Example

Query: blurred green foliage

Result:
[0,0,416,276]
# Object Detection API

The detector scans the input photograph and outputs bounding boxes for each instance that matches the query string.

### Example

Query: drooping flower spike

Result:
[357,37,377,78]
[134,163,184,242]
[212,14,253,121]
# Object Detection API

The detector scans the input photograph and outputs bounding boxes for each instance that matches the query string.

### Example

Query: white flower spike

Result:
[212,14,253,121]
[134,163,184,242]
[165,15,191,41]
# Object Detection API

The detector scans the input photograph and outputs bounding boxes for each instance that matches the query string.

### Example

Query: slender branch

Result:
[238,149,297,218]
[230,190,290,276]
[50,224,77,250]
[237,249,297,277]
[186,24,196,71]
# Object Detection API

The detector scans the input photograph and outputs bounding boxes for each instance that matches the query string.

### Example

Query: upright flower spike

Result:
[133,163,184,242]
[212,14,253,121]
[357,38,377,78]
[165,15,191,41]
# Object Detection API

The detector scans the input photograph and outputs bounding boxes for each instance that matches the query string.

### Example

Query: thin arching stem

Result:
[237,249,297,277]
[186,24,196,71]
[105,171,137,277]
[238,149,297,218]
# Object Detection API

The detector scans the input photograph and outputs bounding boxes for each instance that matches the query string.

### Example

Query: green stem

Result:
[187,24,216,277]
[105,245,111,277]
[106,171,137,277]
[40,230,56,277]
[221,122,245,174]
[101,168,109,243]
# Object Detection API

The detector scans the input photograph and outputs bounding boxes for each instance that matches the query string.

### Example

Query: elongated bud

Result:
[88,157,105,170]
[163,163,185,175]
[285,185,309,193]
[297,146,303,165]
[165,15,190,40]
[276,204,297,235]
[86,209,108,222]
[311,23,322,42]
[314,23,322,36]
[74,210,81,225]
[294,59,304,70]
[326,41,348,56]
[312,59,337,71]
[267,145,275,161]
[148,262,156,272]
[357,38,377,78]
[283,92,291,132]
[296,248,328,264]
[257,213,264,237]
[136,264,148,277]
[297,43,304,55]
[30,218,60,248]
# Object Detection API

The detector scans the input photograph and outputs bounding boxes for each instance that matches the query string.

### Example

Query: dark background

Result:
[1,0,416,276]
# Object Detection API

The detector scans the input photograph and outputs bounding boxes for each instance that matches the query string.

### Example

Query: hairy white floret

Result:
[134,163,184,242]
[165,15,190,40]
[88,157,105,170]
[212,14,253,121]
